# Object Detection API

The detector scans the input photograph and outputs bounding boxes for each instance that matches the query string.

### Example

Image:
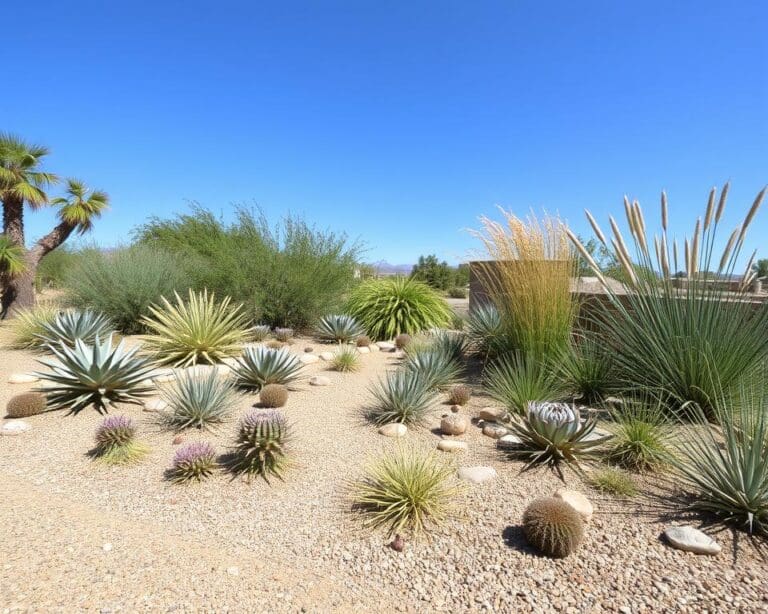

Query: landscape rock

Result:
[554,489,594,522]
[664,526,721,555]
[310,375,331,386]
[357,346,370,354]
[300,353,320,364]
[378,423,407,438]
[8,373,39,384]
[482,423,508,439]
[1,420,32,436]
[143,398,168,412]
[497,434,523,449]
[319,352,334,361]
[368,343,380,352]
[437,440,467,453]
[172,435,185,445]
[450,404,460,413]
[457,466,497,484]
[376,341,396,352]
[440,414,468,436]
[478,407,506,422]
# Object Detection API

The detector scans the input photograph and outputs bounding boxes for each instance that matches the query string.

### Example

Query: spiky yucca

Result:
[229,409,290,481]
[522,497,584,558]
[170,441,218,483]
[404,349,462,390]
[368,370,437,426]
[6,303,59,350]
[231,346,303,391]
[35,309,114,349]
[158,369,240,431]
[317,314,364,343]
[93,415,148,464]
[350,446,462,536]
[6,392,47,418]
[35,337,155,414]
[466,303,504,361]
[332,345,361,373]
[141,289,250,367]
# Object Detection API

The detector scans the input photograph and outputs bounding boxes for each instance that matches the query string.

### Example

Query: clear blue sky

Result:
[4,1,767,266]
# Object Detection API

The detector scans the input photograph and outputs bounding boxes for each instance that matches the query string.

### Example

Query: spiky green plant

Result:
[158,369,240,431]
[231,346,303,391]
[556,336,615,406]
[346,276,453,340]
[368,370,437,426]
[466,303,504,360]
[404,349,462,390]
[35,309,114,348]
[35,337,155,414]
[522,497,584,558]
[331,345,361,373]
[229,409,290,482]
[569,183,768,416]
[505,402,611,478]
[92,415,148,464]
[317,314,364,343]
[430,329,468,362]
[5,303,59,350]
[350,446,462,536]
[607,399,674,472]
[252,324,271,341]
[588,467,638,497]
[169,441,218,483]
[273,327,294,342]
[141,289,250,367]
[484,352,571,417]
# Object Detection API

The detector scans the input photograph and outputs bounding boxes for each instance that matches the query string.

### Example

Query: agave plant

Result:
[35,337,155,414]
[429,329,469,362]
[141,289,250,367]
[505,401,611,478]
[231,346,303,391]
[316,314,365,343]
[403,349,462,390]
[466,304,504,360]
[368,370,437,425]
[35,309,114,348]
[228,409,290,481]
[158,368,240,431]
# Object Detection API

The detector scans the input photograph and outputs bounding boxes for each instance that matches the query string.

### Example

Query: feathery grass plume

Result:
[350,445,462,536]
[5,303,59,350]
[158,368,240,431]
[568,184,768,417]
[471,210,577,360]
[141,289,250,367]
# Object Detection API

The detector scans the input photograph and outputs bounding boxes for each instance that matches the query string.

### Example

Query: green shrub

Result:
[346,277,452,340]
[588,467,637,497]
[607,400,674,472]
[5,303,59,350]
[522,497,584,558]
[6,392,47,418]
[331,345,361,373]
[62,245,193,334]
[141,290,250,367]
[231,346,303,391]
[36,245,83,289]
[350,446,461,536]
[448,286,467,299]
[252,324,271,341]
[158,369,240,431]
[368,370,437,426]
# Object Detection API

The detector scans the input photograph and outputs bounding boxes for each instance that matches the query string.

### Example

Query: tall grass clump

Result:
[346,277,453,340]
[5,303,59,350]
[607,398,674,472]
[62,245,193,334]
[472,211,577,360]
[556,334,615,406]
[569,183,768,416]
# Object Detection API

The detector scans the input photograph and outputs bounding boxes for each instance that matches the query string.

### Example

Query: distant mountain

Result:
[367,261,413,276]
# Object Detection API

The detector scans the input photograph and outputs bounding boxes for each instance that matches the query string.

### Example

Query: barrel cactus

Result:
[395,333,412,349]
[170,441,218,483]
[448,384,471,406]
[259,383,288,408]
[93,415,148,464]
[356,335,372,348]
[6,392,47,418]
[522,496,584,558]
[229,409,290,481]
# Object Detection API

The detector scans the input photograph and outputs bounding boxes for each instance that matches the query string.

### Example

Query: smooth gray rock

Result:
[457,466,497,484]
[664,526,721,555]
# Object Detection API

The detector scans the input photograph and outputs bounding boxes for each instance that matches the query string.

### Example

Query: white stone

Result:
[0,420,32,436]
[378,423,407,437]
[664,526,721,555]
[440,414,468,436]
[376,341,396,352]
[457,466,497,484]
[497,434,523,449]
[8,373,39,384]
[309,375,331,386]
[482,423,508,439]
[478,407,506,422]
[102,543,113,552]
[319,352,334,361]
[143,398,168,412]
[554,489,594,522]
[357,346,370,354]
[227,566,240,576]
[368,344,380,352]
[437,440,467,453]
[300,353,320,364]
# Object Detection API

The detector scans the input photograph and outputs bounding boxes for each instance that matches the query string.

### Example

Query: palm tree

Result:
[0,133,108,316]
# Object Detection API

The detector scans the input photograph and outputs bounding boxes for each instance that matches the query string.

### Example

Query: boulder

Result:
[663,526,721,555]
[457,466,497,484]
[437,440,467,453]
[478,407,506,422]
[482,423,508,439]
[8,373,39,384]
[310,375,331,386]
[357,346,370,354]
[554,489,594,522]
[497,434,523,449]
[378,423,407,438]
[300,353,320,364]
[376,341,396,352]
[440,414,468,436]
[1,420,32,436]
[143,398,168,412]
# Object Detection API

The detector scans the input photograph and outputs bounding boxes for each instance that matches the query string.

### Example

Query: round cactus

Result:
[259,384,288,408]
[6,392,47,418]
[170,441,218,483]
[395,334,412,349]
[266,340,286,350]
[93,415,148,464]
[522,497,584,558]
[356,335,371,347]
[448,384,471,406]
[229,409,290,481]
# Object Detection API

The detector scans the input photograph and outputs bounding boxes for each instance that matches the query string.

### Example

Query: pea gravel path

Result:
[1,329,767,613]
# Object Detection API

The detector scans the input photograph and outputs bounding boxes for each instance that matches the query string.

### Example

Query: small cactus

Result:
[6,392,47,418]
[93,415,148,464]
[229,409,290,481]
[356,335,372,347]
[260,383,288,408]
[522,497,584,558]
[274,328,294,342]
[448,384,471,406]
[252,324,271,342]
[170,441,218,483]
[395,334,412,349]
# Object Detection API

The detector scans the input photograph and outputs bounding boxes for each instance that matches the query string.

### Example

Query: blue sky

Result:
[4,1,767,266]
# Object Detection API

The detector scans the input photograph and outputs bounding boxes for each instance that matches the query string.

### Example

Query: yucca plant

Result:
[331,345,361,373]
[466,303,505,360]
[158,369,240,431]
[141,289,250,367]
[556,335,615,406]
[228,409,290,482]
[404,348,462,390]
[5,303,59,350]
[505,401,611,478]
[35,337,155,414]
[35,309,114,349]
[350,445,462,536]
[346,276,453,340]
[569,183,768,417]
[92,415,148,464]
[231,346,303,391]
[607,398,674,472]
[316,314,365,343]
[430,329,469,363]
[368,370,437,426]
[484,352,572,417]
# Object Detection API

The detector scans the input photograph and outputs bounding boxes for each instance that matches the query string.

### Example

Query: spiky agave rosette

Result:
[35,337,155,415]
[93,415,148,464]
[170,441,218,483]
[229,409,290,481]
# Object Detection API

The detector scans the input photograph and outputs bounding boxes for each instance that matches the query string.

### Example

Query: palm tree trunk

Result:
[2,195,25,245]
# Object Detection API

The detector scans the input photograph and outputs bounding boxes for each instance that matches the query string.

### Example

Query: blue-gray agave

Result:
[158,368,240,431]
[231,346,303,391]
[35,309,114,349]
[316,314,365,343]
[35,337,155,414]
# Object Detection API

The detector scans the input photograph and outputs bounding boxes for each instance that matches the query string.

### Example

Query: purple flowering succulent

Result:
[171,441,218,483]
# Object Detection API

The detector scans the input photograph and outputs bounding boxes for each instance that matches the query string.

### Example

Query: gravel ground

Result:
[1,328,767,613]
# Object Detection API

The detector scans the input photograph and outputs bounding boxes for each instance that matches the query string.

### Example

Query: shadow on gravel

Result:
[502,525,547,558]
